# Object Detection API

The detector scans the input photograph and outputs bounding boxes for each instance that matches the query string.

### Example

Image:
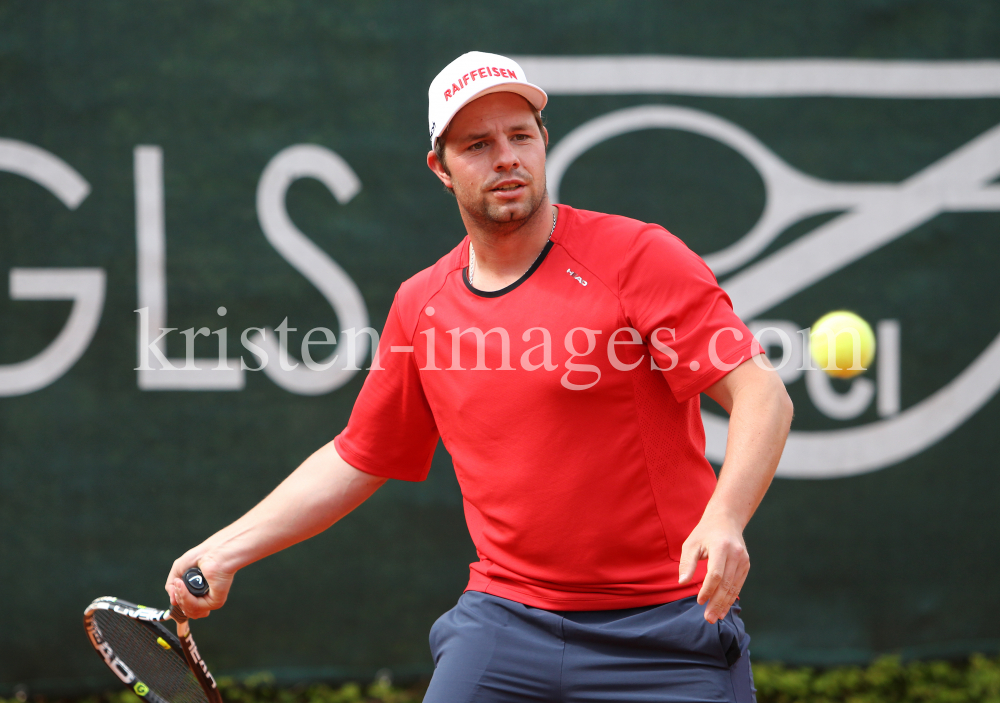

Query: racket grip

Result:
[183,567,210,597]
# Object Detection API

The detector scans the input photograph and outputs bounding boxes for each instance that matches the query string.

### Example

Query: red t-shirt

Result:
[334,205,757,610]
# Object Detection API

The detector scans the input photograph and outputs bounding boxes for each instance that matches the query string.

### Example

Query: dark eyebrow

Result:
[458,123,536,143]
[507,122,534,133]
[462,131,492,142]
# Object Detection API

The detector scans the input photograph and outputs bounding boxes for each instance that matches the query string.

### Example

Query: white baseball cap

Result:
[428,51,547,148]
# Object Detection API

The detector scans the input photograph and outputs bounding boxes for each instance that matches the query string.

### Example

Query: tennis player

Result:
[167,51,793,702]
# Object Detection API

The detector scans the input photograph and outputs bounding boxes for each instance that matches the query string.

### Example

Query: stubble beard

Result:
[458,171,548,238]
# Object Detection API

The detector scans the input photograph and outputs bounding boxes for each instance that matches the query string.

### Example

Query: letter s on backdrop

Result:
[253,144,372,395]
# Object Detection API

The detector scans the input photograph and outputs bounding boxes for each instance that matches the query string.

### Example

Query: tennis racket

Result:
[83,567,222,703]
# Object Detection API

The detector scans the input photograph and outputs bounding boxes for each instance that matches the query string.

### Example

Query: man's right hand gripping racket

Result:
[83,567,223,703]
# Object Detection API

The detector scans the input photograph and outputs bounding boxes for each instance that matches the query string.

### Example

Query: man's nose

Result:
[493,138,519,171]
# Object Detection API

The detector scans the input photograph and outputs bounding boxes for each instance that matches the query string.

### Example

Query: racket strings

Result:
[92,611,209,703]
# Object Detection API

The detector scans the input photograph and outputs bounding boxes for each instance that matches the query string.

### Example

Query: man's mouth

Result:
[490,180,527,194]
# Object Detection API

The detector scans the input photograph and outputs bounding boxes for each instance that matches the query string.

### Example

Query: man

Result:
[167,51,793,702]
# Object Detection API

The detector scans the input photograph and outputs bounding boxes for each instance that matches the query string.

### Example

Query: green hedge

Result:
[753,655,1000,703]
[6,655,1000,703]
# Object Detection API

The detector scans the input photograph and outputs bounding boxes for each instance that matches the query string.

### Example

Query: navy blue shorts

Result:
[424,592,756,703]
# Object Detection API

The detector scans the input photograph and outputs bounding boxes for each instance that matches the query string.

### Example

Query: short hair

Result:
[433,106,546,195]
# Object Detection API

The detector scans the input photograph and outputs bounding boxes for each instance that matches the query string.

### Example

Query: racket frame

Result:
[83,596,223,703]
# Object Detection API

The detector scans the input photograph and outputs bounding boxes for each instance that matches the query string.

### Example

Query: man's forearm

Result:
[166,440,386,618]
[681,358,792,623]
[706,368,792,529]
[196,441,386,574]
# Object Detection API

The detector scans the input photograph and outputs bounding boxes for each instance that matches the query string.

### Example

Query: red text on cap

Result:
[444,66,519,101]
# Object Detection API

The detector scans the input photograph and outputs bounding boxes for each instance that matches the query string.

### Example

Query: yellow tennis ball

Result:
[810,311,876,378]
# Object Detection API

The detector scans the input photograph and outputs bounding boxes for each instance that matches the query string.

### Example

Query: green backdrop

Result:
[2,0,999,693]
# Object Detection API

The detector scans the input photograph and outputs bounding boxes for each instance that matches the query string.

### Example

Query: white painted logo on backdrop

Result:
[521,55,1000,479]
[1,140,371,398]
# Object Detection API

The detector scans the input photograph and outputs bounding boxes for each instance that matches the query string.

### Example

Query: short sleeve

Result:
[620,227,758,402]
[334,294,440,481]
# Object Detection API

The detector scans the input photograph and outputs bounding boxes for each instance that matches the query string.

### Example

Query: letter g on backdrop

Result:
[0,139,105,397]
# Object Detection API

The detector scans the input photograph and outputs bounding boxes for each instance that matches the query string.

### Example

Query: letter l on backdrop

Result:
[134,146,244,390]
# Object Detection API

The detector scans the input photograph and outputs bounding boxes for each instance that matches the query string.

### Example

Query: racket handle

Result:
[183,567,210,597]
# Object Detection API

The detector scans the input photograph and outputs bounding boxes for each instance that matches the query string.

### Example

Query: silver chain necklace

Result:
[468,208,557,288]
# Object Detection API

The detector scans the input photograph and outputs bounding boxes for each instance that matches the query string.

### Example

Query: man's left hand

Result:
[677,511,750,624]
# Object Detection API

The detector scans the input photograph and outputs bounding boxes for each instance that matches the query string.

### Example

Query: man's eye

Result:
[512,134,529,142]
[469,141,486,151]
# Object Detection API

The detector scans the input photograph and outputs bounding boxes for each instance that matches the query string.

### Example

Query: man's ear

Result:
[427,150,454,189]
[542,125,549,148]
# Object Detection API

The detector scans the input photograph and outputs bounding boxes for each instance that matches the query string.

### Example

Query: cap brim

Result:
[433,81,548,146]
